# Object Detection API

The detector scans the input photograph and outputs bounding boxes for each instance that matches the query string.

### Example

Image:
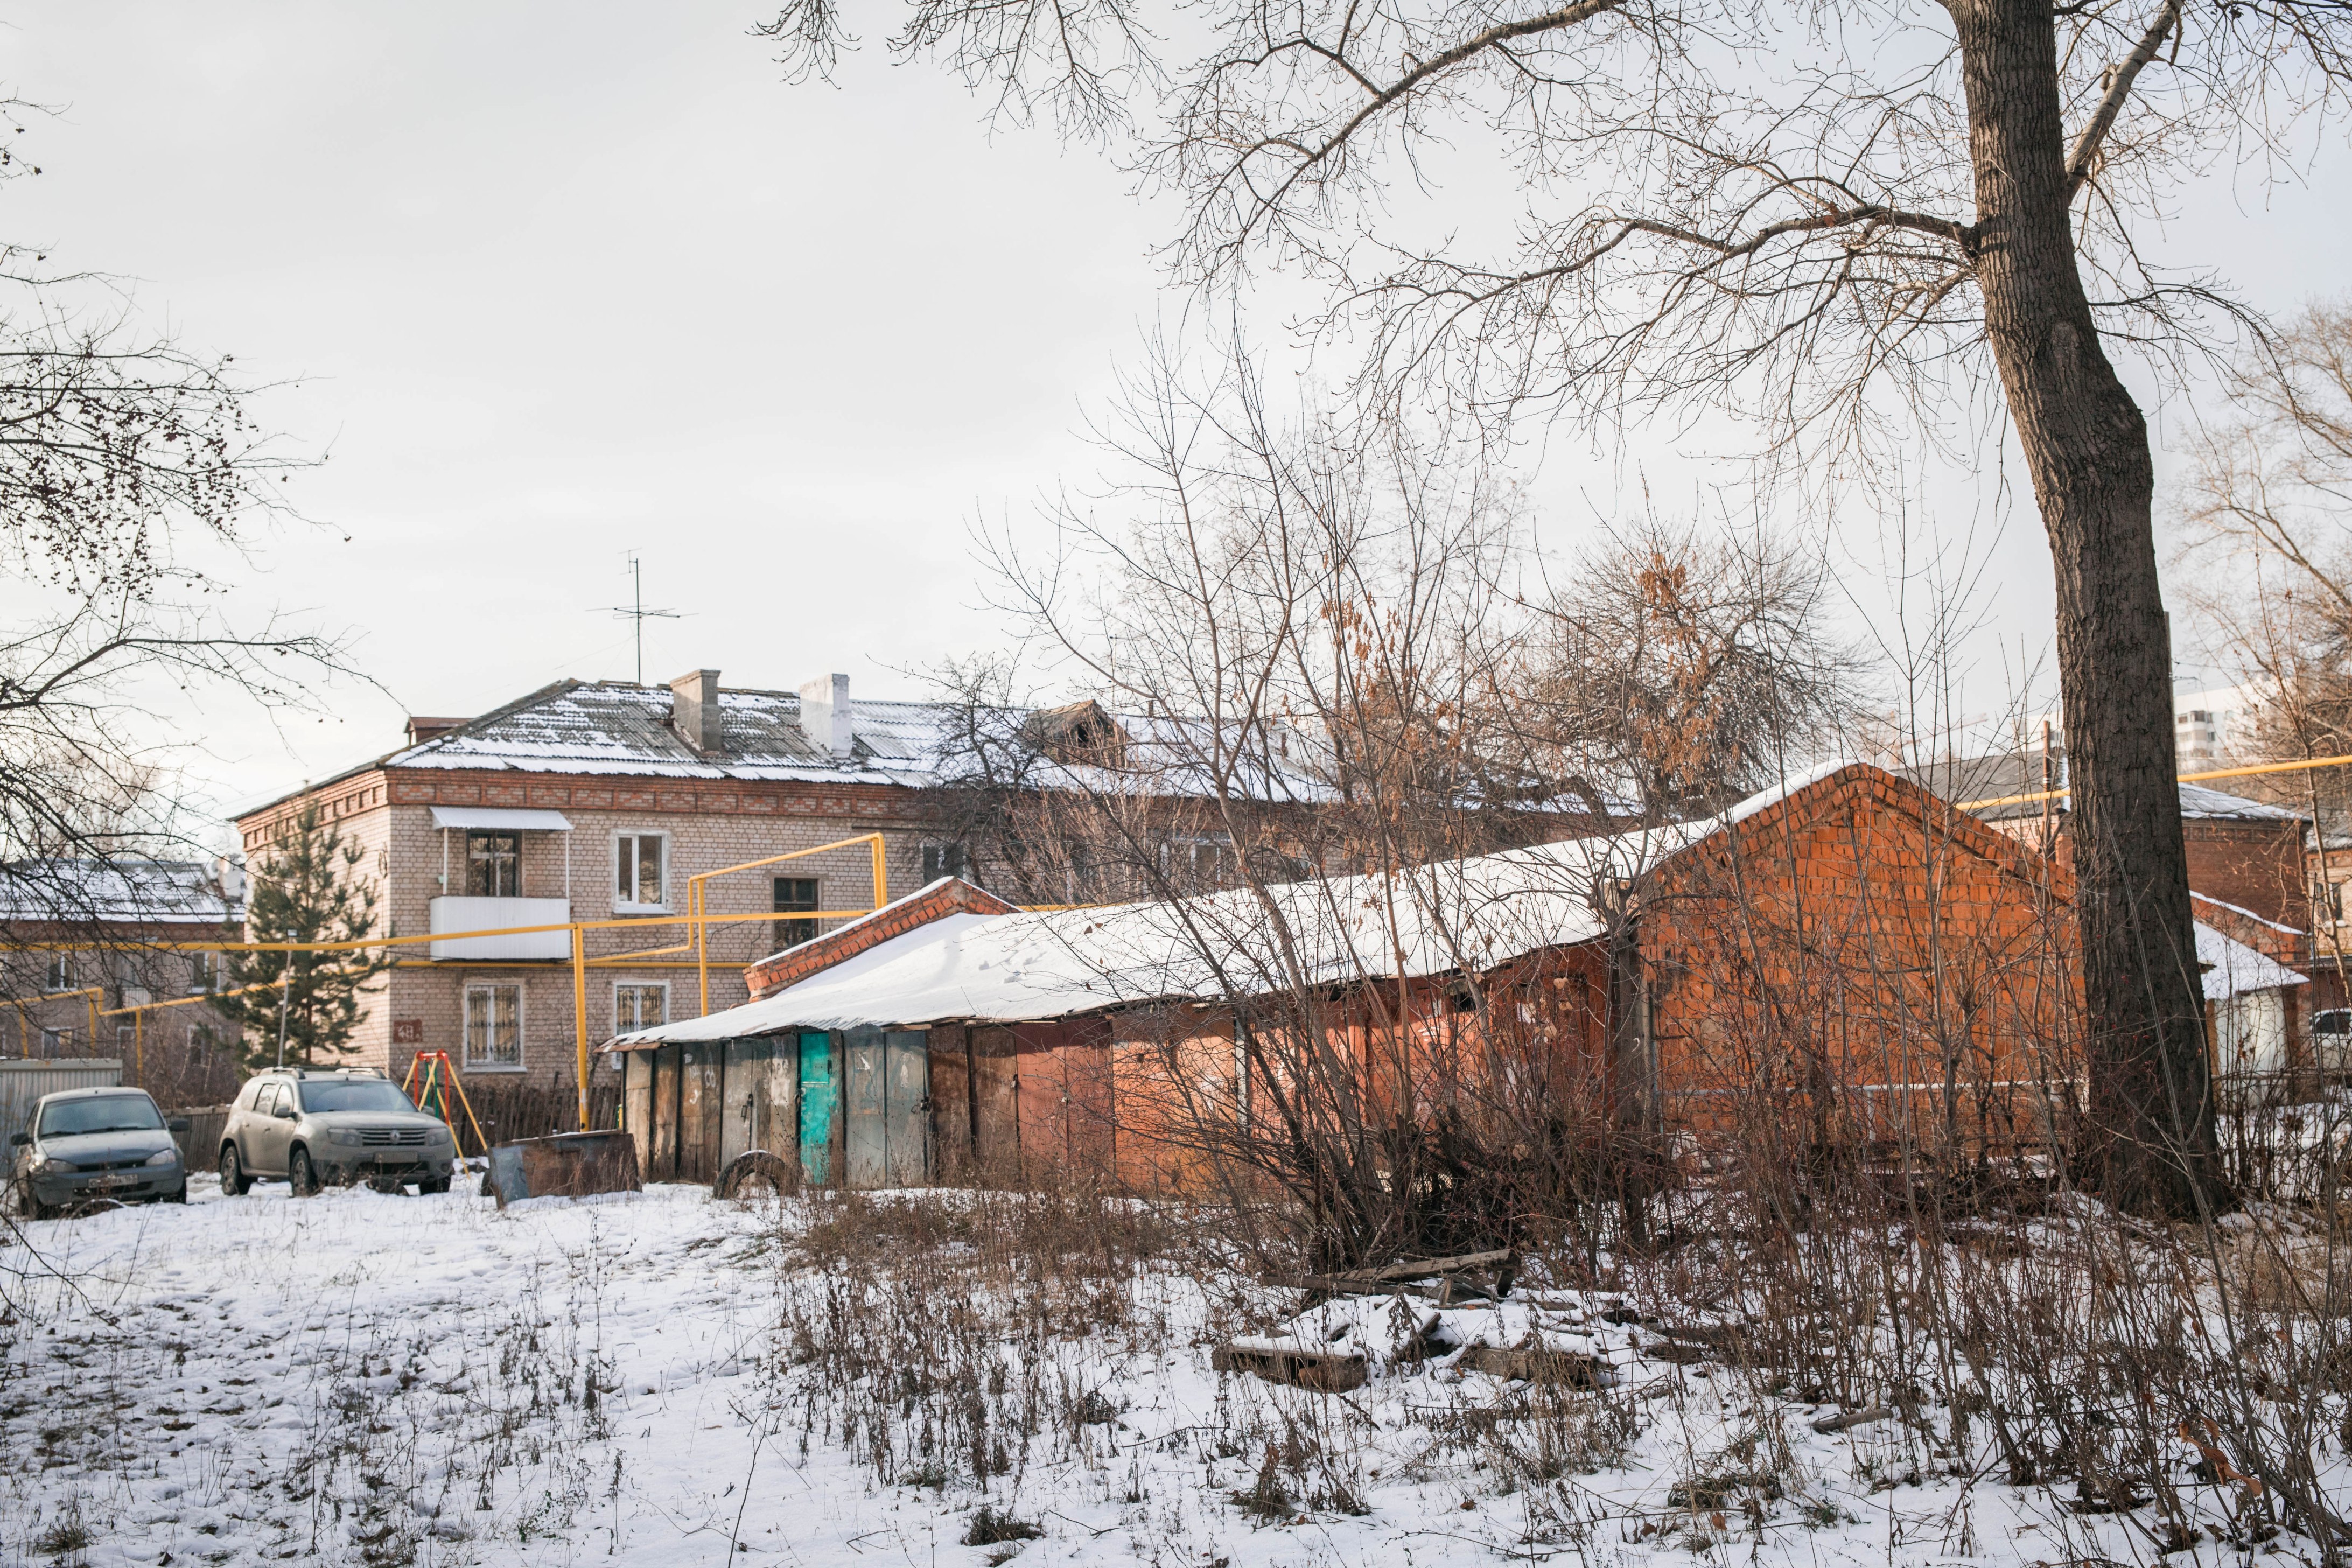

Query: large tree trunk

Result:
[1951,0,2219,1214]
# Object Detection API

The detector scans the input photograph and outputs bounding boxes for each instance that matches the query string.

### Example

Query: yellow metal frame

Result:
[9,987,100,1059]
[684,833,887,1019]
[1958,751,2352,811]
[18,894,892,1132]
[401,1048,492,1156]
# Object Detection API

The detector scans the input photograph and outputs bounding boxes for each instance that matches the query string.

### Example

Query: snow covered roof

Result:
[2189,890,2306,937]
[384,680,955,787]
[2177,783,2305,822]
[244,679,1334,814]
[1898,752,2306,825]
[0,860,241,927]
[611,819,1698,1043]
[2197,921,2307,1002]
[617,765,1932,1044]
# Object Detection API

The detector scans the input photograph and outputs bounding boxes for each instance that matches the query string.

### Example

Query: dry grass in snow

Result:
[1,1175,2344,1567]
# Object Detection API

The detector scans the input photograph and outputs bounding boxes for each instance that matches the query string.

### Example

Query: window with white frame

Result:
[464,984,523,1069]
[186,949,220,995]
[44,954,74,992]
[467,830,523,898]
[614,982,667,1035]
[1157,834,1236,891]
[615,833,667,909]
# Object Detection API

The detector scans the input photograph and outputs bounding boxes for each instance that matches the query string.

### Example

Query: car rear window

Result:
[296,1080,417,1114]
[38,1094,164,1138]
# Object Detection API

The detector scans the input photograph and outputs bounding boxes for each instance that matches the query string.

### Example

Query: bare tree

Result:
[1522,519,1868,824]
[956,347,1641,1262]
[753,0,2348,1210]
[0,99,357,999]
[2177,299,2352,781]
[2174,301,2352,1095]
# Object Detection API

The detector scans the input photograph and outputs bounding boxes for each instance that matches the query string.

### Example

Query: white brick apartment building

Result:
[232,670,972,1089]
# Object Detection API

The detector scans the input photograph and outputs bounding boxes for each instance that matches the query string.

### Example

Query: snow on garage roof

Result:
[2197,922,2307,1001]
[609,814,1723,1045]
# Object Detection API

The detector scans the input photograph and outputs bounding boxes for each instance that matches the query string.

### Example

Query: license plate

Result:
[376,1152,405,1164]
[92,1173,133,1190]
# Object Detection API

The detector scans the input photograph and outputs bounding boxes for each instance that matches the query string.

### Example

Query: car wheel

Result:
[289,1146,321,1198]
[6,1176,46,1222]
[165,1181,188,1205]
[218,1143,250,1196]
[419,1177,451,1195]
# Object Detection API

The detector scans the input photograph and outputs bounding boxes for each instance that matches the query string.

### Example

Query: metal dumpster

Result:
[482,1130,641,1208]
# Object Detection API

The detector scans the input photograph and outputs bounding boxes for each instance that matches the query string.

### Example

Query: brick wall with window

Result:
[239,779,941,1082]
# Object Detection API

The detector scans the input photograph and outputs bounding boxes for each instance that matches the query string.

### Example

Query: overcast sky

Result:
[4,3,2348,830]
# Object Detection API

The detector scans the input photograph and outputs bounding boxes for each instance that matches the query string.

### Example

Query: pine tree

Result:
[215,804,394,1071]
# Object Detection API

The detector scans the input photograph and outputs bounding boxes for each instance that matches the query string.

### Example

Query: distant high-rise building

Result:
[2174,682,2266,765]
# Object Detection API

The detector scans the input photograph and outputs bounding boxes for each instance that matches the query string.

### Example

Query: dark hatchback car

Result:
[7,1087,189,1217]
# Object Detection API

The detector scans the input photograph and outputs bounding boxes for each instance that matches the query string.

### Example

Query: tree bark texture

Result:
[1951,0,2219,1213]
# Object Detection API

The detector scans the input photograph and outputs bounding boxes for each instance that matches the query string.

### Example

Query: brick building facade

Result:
[233,670,986,1089]
[0,859,247,1105]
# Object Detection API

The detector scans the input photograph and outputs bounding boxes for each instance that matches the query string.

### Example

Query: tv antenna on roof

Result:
[598,552,681,684]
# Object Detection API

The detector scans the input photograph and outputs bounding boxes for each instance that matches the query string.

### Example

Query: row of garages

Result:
[608,764,2312,1190]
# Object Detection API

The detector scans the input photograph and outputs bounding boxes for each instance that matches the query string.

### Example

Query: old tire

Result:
[713,1150,795,1202]
[218,1143,250,1196]
[289,1146,321,1199]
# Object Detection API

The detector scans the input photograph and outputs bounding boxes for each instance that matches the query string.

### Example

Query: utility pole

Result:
[274,931,293,1070]
[599,552,680,685]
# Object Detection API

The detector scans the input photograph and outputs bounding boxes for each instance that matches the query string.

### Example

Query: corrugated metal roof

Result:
[377,678,1333,800]
[0,862,241,926]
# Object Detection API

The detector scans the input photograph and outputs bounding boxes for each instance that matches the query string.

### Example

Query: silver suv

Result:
[218,1068,457,1196]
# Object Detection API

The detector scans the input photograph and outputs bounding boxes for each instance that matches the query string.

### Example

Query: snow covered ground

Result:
[0,1177,2310,1567]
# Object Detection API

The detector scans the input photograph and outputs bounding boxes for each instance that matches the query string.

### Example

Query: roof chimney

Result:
[668,669,724,754]
[405,715,468,747]
[799,673,855,761]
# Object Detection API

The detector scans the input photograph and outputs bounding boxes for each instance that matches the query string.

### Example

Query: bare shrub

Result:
[764,1185,1248,1496]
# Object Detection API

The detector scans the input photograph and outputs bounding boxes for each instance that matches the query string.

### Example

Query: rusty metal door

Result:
[622,1051,654,1176]
[651,1045,681,1180]
[678,1045,724,1184]
[845,1026,887,1188]
[884,1031,929,1186]
[970,1026,1020,1180]
[724,1038,794,1161]
[930,1026,973,1179]
[719,1039,763,1167]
